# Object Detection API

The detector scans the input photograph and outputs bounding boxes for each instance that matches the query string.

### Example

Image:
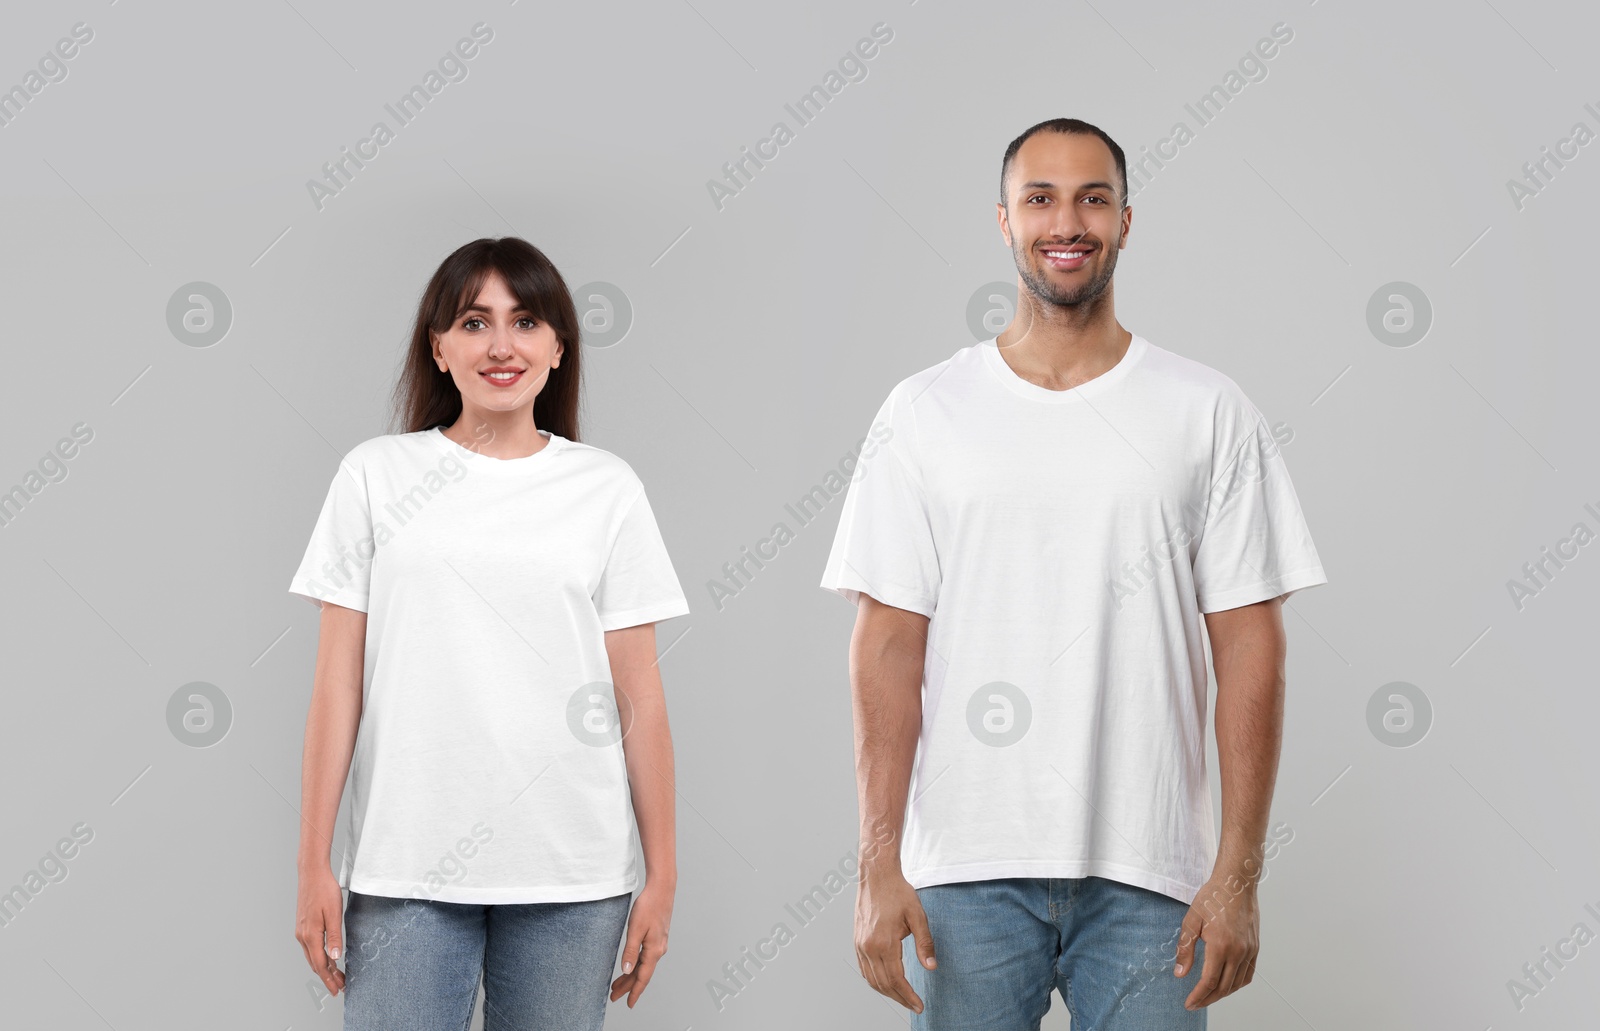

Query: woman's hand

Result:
[608,879,674,1007]
[295,866,346,997]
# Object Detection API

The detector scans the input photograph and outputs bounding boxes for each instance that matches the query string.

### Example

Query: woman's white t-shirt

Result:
[820,333,1328,904]
[289,427,690,904]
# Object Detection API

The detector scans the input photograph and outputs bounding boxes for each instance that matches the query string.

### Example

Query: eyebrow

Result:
[460,303,533,316]
[1019,179,1116,194]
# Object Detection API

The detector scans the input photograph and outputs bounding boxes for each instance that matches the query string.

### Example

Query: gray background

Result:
[2,0,1596,1027]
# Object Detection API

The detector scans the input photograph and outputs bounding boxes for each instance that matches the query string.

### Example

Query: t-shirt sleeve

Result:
[287,452,374,613]
[819,384,941,618]
[593,485,691,631]
[1192,389,1328,614]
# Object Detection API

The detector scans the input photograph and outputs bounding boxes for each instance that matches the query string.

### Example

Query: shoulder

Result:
[876,341,980,417]
[1135,336,1260,416]
[330,432,411,471]
[338,430,435,470]
[551,436,647,494]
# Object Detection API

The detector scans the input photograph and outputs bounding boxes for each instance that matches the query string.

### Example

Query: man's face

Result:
[998,133,1130,309]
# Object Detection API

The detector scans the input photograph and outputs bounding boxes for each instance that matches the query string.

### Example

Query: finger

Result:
[861,946,900,1006]
[325,900,347,993]
[297,917,329,980]
[610,967,641,1002]
[1173,918,1199,977]
[1206,951,1246,1005]
[627,937,666,1006]
[297,935,341,996]
[323,948,345,994]
[619,926,645,975]
[875,939,925,1014]
[907,904,938,972]
[324,899,345,966]
[631,931,665,978]
[857,947,885,997]
[1184,943,1227,1010]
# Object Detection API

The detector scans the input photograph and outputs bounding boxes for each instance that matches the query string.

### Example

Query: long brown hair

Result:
[390,237,582,442]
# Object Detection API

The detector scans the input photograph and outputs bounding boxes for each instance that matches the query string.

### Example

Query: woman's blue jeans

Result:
[341,888,632,1030]
[904,876,1208,1030]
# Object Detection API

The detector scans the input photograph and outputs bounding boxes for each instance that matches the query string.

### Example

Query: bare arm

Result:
[605,622,675,1008]
[294,601,366,997]
[1207,596,1286,884]
[850,594,934,1014]
[851,595,927,878]
[1174,595,1286,1010]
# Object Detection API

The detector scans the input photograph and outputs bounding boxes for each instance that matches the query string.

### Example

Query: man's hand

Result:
[854,868,936,1014]
[1174,874,1259,1011]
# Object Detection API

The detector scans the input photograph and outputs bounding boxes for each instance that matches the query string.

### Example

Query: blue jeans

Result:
[904,877,1207,1031]
[341,889,632,1030]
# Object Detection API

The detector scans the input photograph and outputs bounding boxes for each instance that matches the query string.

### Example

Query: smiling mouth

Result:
[1041,247,1093,270]
[481,369,525,385]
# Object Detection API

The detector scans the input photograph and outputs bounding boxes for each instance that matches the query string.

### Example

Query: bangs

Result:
[444,261,552,326]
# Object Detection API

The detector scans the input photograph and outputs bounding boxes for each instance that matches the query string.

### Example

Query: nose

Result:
[486,325,514,360]
[1051,216,1090,248]
[1047,206,1090,247]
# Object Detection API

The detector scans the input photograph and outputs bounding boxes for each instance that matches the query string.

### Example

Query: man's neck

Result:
[994,311,1131,393]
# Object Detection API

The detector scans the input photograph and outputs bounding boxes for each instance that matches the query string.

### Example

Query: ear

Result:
[996,201,1011,248]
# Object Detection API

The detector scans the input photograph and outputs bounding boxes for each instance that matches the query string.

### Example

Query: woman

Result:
[288,237,687,1029]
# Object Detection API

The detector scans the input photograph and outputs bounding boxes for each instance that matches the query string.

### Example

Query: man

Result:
[819,117,1327,1029]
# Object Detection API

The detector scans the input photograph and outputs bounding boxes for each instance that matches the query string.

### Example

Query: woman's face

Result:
[432,271,563,416]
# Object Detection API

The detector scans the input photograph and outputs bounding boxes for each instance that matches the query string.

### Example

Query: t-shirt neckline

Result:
[432,426,564,471]
[980,332,1148,403]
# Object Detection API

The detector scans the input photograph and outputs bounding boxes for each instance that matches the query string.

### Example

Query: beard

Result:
[1014,235,1120,309]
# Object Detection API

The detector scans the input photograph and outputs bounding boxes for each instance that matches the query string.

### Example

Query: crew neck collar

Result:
[980,332,1148,403]
[431,426,564,472]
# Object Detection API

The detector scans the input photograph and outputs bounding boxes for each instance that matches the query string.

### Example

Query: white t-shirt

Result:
[819,333,1327,904]
[289,427,690,904]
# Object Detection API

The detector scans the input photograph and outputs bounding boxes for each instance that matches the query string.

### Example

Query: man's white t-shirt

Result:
[289,427,690,904]
[819,333,1328,904]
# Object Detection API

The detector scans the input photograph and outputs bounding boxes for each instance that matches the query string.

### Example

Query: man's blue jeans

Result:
[904,876,1208,1030]
[340,888,632,1030]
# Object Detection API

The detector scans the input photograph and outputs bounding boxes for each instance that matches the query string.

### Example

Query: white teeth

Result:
[486,371,519,379]
[1046,250,1088,259]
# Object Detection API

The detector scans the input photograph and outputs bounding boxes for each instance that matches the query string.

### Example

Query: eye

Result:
[517,316,538,329]
[1083,195,1107,205]
[462,316,485,330]
[1027,194,1049,204]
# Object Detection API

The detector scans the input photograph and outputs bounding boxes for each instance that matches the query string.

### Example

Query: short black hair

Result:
[1000,118,1127,210]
